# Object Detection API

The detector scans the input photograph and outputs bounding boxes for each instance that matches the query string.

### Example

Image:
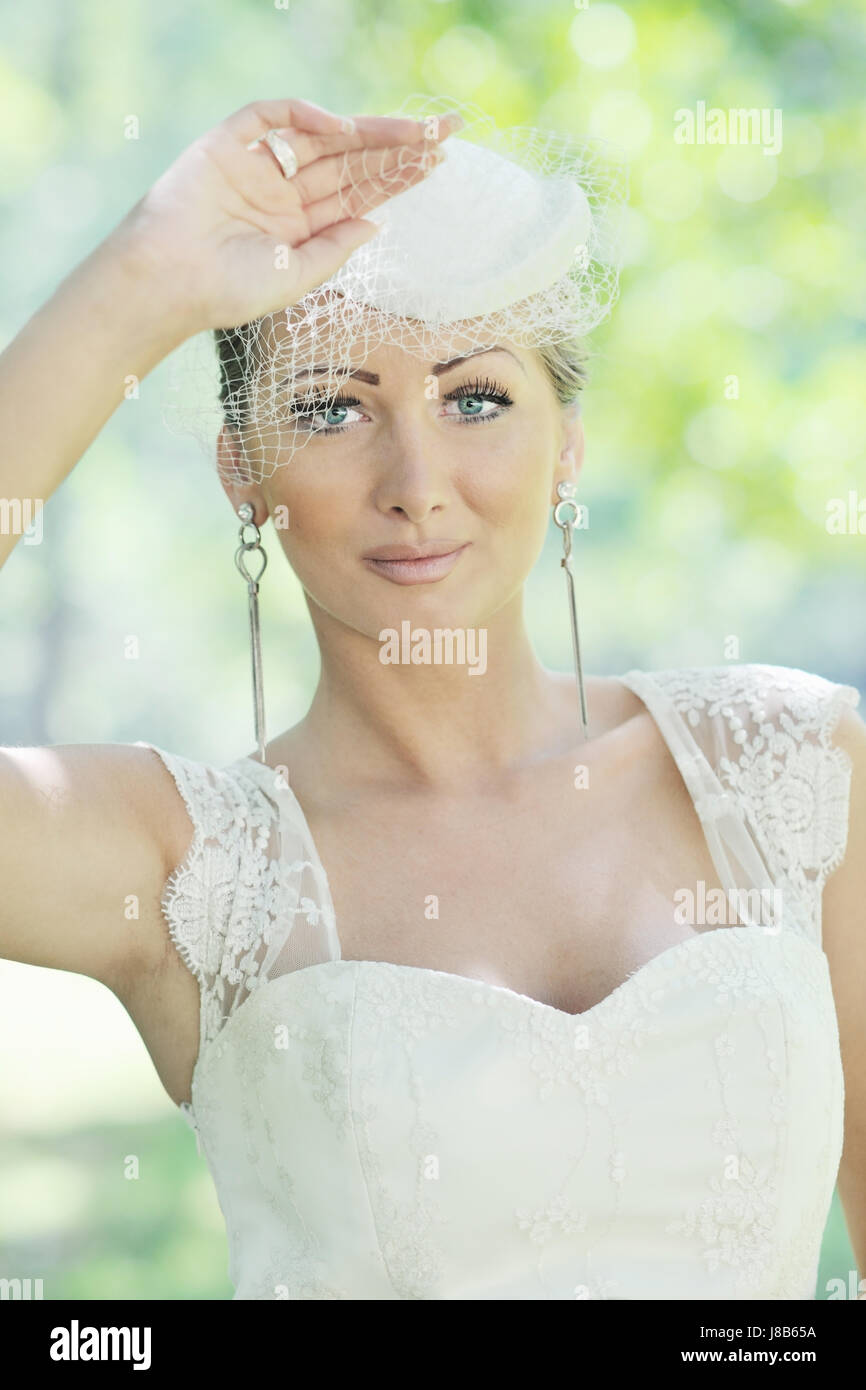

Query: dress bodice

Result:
[136,662,860,1299]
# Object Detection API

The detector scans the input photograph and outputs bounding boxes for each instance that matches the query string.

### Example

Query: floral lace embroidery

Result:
[620,665,859,948]
[516,1195,587,1244]
[667,1154,779,1289]
[136,746,336,1053]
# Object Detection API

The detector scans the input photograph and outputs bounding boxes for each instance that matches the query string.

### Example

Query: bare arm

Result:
[0,231,196,571]
[0,220,199,986]
[0,743,192,991]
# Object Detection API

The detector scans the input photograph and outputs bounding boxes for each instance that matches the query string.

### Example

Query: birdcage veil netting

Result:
[161,94,629,484]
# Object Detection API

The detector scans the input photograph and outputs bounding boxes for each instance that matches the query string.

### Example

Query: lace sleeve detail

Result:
[135,742,286,1050]
[135,743,340,1060]
[631,665,861,948]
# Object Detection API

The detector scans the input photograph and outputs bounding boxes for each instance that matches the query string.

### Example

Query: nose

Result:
[371,421,450,523]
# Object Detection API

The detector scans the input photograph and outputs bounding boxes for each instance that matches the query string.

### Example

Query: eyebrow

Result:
[285,345,527,387]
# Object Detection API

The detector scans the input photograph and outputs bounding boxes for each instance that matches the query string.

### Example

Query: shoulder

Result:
[134,743,282,843]
[133,740,318,912]
[130,744,291,969]
[623,658,862,792]
[620,661,863,929]
[619,661,860,730]
[619,662,860,779]
[831,698,866,784]
[548,671,647,740]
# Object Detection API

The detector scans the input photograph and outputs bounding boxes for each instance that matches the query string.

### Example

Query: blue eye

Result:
[443,376,514,425]
[286,391,364,435]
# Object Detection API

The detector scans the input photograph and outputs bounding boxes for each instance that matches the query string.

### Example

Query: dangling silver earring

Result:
[234,502,268,764]
[553,481,589,741]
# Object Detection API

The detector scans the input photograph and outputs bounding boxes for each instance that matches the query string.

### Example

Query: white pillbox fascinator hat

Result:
[164,94,629,482]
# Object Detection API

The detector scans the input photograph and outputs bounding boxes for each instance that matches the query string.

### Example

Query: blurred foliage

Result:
[0,0,862,1298]
[0,1119,232,1300]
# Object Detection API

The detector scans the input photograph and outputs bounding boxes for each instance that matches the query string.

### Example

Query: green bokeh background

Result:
[0,0,863,1299]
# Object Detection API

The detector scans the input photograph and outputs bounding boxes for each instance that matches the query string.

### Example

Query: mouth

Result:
[362,543,470,585]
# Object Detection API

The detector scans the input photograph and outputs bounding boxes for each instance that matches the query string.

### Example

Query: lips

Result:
[362,541,470,585]
[362,541,467,561]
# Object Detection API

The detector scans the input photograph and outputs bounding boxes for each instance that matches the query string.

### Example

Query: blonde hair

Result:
[535,337,589,413]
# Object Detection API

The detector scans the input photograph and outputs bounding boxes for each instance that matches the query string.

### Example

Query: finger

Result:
[304,154,444,237]
[289,219,384,300]
[223,97,353,145]
[331,110,465,149]
[291,141,445,211]
[241,117,432,185]
[274,110,464,168]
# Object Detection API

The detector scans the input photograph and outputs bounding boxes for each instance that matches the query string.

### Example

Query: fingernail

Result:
[340,116,356,134]
[444,111,465,130]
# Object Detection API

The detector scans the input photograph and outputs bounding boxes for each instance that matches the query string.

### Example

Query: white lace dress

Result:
[136,663,860,1300]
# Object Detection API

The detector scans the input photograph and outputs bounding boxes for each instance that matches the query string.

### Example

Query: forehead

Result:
[250,293,532,384]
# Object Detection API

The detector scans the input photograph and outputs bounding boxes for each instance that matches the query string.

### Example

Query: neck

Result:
[294,590,577,794]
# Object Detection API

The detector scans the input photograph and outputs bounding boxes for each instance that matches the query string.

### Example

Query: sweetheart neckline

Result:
[194,675,793,1107]
[178,670,813,1111]
[183,924,825,1112]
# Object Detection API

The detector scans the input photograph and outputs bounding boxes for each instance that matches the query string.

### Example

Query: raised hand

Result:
[114,97,464,333]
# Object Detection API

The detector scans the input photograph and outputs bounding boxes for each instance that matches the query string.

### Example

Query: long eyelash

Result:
[285,389,362,436]
[442,375,513,407]
[286,389,361,415]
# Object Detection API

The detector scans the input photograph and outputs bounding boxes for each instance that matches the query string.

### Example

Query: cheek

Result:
[265,468,359,557]
[461,417,556,529]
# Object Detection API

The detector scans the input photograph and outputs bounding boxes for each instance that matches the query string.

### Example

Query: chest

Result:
[301,745,724,1016]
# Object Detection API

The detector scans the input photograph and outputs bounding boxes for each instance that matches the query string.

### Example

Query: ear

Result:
[551,402,585,505]
[217,425,268,526]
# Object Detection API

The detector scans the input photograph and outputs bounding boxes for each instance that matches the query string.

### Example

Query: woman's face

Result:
[219,330,584,638]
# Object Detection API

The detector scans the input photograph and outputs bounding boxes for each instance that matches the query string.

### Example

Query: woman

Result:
[1,95,864,1301]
